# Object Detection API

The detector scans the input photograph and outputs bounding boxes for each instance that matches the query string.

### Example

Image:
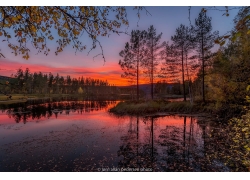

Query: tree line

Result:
[0,68,119,96]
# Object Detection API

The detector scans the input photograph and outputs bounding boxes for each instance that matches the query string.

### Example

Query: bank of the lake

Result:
[109,100,245,119]
[0,93,86,105]
[0,93,122,105]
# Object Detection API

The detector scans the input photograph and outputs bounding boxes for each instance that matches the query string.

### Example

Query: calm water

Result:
[0,99,230,172]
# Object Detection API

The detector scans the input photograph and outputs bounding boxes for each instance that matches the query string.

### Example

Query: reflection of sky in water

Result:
[0,101,228,172]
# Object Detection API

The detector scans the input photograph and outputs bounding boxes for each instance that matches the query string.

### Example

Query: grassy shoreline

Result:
[0,94,74,104]
[108,100,245,118]
[0,93,117,104]
[109,100,195,115]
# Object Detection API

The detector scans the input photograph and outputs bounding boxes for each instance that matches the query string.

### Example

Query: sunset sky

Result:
[0,5,240,86]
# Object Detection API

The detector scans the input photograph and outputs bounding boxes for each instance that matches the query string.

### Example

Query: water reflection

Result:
[1,100,116,124]
[117,116,158,170]
[115,115,230,172]
[0,101,231,172]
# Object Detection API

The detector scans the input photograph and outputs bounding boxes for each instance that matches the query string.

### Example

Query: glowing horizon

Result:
[1,58,170,86]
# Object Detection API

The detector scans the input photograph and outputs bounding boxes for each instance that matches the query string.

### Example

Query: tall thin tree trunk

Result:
[201,33,205,103]
[151,37,154,100]
[182,49,186,101]
[185,53,193,104]
[137,38,140,102]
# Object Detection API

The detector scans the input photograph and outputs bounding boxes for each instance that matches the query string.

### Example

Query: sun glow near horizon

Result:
[0,57,198,86]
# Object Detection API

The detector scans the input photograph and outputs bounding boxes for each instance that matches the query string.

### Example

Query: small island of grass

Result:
[109,99,244,118]
[109,100,196,115]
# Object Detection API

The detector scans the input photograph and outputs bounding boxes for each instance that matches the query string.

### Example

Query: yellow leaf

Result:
[246,85,250,91]
[41,27,46,32]
[31,26,36,32]
[220,41,225,46]
[12,17,18,21]
[63,22,69,29]
[86,9,89,16]
[81,7,85,13]
[247,30,250,35]
[94,22,98,30]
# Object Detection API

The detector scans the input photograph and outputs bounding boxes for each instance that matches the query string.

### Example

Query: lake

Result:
[0,99,232,172]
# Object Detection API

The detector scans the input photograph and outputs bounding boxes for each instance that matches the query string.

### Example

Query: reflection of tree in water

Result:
[2,100,116,123]
[158,116,219,171]
[158,116,230,172]
[117,116,158,170]
[117,116,138,168]
[117,116,205,171]
[158,116,195,171]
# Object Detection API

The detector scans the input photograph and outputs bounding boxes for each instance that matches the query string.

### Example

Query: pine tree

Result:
[160,42,180,83]
[194,10,219,103]
[171,24,195,101]
[144,25,164,99]
[119,30,147,101]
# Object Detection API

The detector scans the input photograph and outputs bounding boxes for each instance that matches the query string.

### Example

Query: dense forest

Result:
[0,68,119,96]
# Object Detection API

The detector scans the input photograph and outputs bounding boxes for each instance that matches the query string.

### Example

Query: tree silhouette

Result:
[1,67,118,96]
[119,30,147,101]
[144,25,164,100]
[160,42,180,84]
[171,24,194,101]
